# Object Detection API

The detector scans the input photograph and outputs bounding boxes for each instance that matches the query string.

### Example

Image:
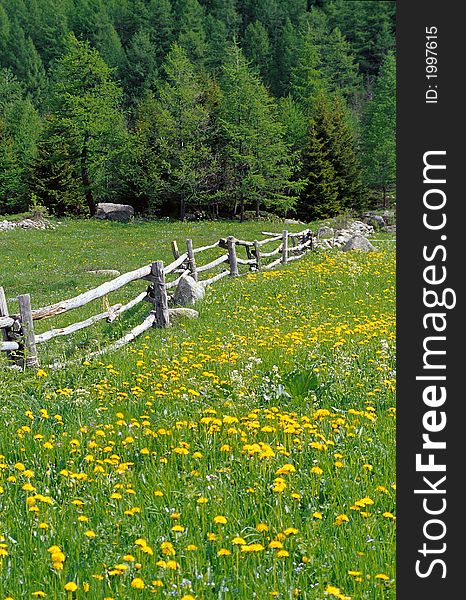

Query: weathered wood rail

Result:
[0,228,313,369]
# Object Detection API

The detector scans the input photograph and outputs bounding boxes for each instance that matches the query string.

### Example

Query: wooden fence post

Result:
[171,240,180,260]
[227,236,239,277]
[17,294,39,368]
[0,287,11,359]
[281,230,289,264]
[186,239,198,281]
[253,240,262,272]
[151,261,170,328]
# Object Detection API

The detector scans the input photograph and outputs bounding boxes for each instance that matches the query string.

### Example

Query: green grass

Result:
[0,219,395,600]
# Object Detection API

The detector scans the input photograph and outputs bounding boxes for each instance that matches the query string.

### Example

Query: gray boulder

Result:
[173,275,205,306]
[284,218,304,225]
[95,203,134,222]
[168,308,199,321]
[362,213,386,228]
[342,234,376,252]
[317,226,334,239]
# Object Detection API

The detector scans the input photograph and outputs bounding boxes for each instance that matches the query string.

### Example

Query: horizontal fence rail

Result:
[1,228,313,369]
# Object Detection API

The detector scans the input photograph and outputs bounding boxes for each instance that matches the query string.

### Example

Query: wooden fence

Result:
[0,228,313,369]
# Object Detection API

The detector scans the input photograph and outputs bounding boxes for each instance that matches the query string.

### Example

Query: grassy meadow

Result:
[0,219,396,599]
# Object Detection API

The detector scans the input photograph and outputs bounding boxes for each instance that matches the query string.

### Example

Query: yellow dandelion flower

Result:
[130,578,145,589]
[335,514,349,526]
[275,463,296,475]
[214,515,227,525]
[84,530,96,538]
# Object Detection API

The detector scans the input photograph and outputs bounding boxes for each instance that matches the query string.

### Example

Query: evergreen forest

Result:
[0,0,396,220]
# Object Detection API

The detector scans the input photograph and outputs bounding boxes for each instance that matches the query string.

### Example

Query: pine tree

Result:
[219,44,301,219]
[274,17,299,96]
[297,125,339,220]
[122,29,159,105]
[0,68,42,212]
[147,0,175,66]
[297,91,365,219]
[30,122,84,216]
[320,27,361,102]
[23,0,69,66]
[92,17,125,74]
[138,44,214,219]
[361,51,396,206]
[0,4,10,58]
[203,0,240,36]
[243,21,271,84]
[289,29,324,116]
[41,34,128,215]
[176,0,207,66]
[3,22,47,105]
[325,0,395,77]
[277,95,307,152]
[327,94,366,212]
[204,15,229,73]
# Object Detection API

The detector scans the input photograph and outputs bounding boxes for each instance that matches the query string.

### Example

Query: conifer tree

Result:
[296,97,342,222]
[290,29,324,116]
[243,21,271,84]
[361,51,396,206]
[38,35,127,215]
[219,44,301,220]
[204,15,229,73]
[320,27,361,102]
[138,44,214,219]
[147,0,175,66]
[297,91,365,219]
[123,29,159,105]
[275,17,299,96]
[0,68,42,212]
[4,23,47,105]
[327,94,366,212]
[176,0,207,66]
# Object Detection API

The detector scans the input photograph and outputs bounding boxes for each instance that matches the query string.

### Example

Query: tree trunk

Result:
[383,185,387,208]
[180,192,185,221]
[81,137,96,216]
[255,198,260,218]
[239,199,245,223]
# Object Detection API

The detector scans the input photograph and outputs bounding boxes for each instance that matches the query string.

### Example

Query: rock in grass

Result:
[342,234,376,252]
[317,226,334,239]
[173,275,205,306]
[168,308,199,321]
[95,203,134,222]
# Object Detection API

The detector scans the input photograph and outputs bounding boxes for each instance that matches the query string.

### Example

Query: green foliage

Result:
[290,28,324,116]
[320,27,362,102]
[0,0,395,220]
[147,0,175,66]
[297,91,365,220]
[136,44,215,219]
[325,0,395,77]
[0,68,42,213]
[243,20,271,84]
[219,44,302,219]
[34,35,127,215]
[122,28,159,105]
[176,0,207,65]
[361,51,396,205]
